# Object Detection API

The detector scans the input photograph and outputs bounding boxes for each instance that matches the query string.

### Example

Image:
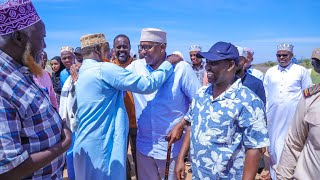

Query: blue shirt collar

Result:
[205,78,242,102]
[278,61,293,72]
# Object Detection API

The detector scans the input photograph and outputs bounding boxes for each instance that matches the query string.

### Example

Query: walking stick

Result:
[165,144,172,180]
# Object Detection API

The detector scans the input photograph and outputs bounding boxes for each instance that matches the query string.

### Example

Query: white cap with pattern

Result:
[189,45,202,52]
[61,46,74,53]
[277,43,294,53]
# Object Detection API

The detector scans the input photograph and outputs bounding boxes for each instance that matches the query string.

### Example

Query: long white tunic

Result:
[264,63,312,179]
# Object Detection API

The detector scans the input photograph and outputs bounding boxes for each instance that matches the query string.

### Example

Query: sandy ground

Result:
[63,145,271,180]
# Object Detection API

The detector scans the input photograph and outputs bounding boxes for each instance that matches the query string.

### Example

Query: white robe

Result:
[264,63,312,179]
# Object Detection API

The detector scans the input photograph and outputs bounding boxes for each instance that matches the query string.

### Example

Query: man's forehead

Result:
[189,51,200,54]
[115,38,129,45]
[115,36,129,42]
[61,51,74,56]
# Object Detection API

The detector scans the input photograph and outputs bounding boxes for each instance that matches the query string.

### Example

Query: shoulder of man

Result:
[304,83,320,98]
[264,65,277,75]
[244,73,263,84]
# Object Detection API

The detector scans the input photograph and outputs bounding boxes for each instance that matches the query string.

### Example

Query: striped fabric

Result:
[0,50,65,179]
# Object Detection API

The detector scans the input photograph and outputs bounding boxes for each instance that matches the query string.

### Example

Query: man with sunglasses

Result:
[126,28,200,180]
[263,43,312,179]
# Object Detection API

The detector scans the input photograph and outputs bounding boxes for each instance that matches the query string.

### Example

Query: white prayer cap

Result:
[140,28,166,43]
[243,47,254,55]
[61,46,74,53]
[172,51,184,60]
[277,43,294,53]
[189,45,202,52]
[236,46,248,59]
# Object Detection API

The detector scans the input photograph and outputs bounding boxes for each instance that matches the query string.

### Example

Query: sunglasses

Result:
[276,54,289,58]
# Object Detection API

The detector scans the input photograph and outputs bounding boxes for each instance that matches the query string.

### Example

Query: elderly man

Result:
[276,48,320,179]
[73,33,181,180]
[0,1,71,179]
[236,46,266,104]
[189,45,205,84]
[126,28,201,180]
[244,47,264,81]
[264,43,312,179]
[60,46,75,88]
[175,41,269,180]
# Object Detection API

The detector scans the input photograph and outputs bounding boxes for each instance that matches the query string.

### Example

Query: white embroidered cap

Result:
[277,43,294,53]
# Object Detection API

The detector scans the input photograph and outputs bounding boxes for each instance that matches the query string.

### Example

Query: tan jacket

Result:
[276,92,320,180]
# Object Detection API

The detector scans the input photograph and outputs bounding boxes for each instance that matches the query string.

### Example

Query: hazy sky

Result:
[28,0,320,64]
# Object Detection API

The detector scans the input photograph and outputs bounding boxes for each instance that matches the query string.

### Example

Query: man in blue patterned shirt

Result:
[175,42,269,180]
[0,1,71,179]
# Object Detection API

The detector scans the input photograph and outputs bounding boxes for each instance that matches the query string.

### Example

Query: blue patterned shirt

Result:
[185,79,269,179]
[0,50,65,179]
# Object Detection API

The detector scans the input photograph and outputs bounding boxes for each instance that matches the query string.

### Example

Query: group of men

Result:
[1,1,320,180]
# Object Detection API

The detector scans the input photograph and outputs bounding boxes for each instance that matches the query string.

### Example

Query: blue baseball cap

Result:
[196,41,239,63]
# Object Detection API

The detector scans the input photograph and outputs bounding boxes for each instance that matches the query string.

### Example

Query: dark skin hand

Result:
[175,125,191,180]
[166,54,183,65]
[0,121,72,180]
[70,63,81,82]
[166,119,189,146]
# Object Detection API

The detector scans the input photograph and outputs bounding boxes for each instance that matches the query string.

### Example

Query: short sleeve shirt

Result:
[185,79,269,179]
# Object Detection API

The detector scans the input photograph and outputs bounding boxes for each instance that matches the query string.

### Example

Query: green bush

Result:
[263,61,277,67]
[299,59,312,69]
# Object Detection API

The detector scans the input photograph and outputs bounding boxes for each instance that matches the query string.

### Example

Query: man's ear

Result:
[11,31,26,48]
[228,60,236,71]
[160,43,166,53]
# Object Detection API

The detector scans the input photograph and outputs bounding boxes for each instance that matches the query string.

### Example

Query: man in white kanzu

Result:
[263,43,312,179]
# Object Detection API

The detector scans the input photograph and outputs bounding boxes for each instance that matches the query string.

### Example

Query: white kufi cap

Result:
[140,28,166,43]
[277,43,294,53]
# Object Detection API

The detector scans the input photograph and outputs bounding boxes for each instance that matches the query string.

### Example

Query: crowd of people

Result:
[1,1,320,180]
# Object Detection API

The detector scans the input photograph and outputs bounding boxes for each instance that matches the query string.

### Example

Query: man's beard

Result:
[22,42,43,76]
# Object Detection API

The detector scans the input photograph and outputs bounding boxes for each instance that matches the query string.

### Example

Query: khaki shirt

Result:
[276,92,320,180]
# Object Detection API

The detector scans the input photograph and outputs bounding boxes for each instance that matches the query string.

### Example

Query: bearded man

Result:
[0,1,71,179]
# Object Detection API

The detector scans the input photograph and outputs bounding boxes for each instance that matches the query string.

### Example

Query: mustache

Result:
[23,42,43,76]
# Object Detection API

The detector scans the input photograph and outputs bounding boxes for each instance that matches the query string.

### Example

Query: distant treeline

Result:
[261,59,312,69]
